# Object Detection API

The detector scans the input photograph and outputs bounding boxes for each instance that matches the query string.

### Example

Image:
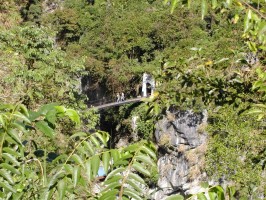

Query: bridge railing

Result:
[87,95,145,108]
[87,96,133,107]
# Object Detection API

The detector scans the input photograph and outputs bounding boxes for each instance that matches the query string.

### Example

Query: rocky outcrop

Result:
[154,109,208,199]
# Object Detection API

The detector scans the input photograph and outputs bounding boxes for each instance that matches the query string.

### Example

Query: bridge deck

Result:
[89,97,142,110]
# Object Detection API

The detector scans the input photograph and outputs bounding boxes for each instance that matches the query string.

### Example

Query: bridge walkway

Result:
[88,97,142,110]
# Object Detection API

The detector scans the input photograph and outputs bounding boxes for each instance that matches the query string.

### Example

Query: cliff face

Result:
[154,109,208,199]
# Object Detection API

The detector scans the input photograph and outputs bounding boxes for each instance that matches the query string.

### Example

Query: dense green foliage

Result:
[0,103,157,199]
[0,0,265,199]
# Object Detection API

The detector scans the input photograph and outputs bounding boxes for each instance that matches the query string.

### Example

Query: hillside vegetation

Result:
[0,0,265,199]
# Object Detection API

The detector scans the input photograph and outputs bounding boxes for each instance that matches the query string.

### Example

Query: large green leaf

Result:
[244,9,252,32]
[211,0,217,9]
[140,145,157,160]
[90,135,100,148]
[85,160,92,182]
[70,154,85,168]
[208,192,217,200]
[2,153,20,166]
[0,163,20,175]
[7,128,22,145]
[0,115,6,128]
[126,179,143,193]
[101,182,120,194]
[65,109,80,125]
[124,143,140,152]
[197,193,208,200]
[128,172,145,184]
[105,167,125,180]
[110,149,120,163]
[170,0,179,14]
[12,112,31,124]
[99,189,119,200]
[45,109,57,125]
[132,162,150,176]
[103,175,122,185]
[3,147,21,157]
[0,169,14,185]
[72,165,80,188]
[135,154,155,167]
[57,179,67,200]
[102,151,110,174]
[36,121,55,138]
[18,104,29,118]
[41,171,65,200]
[0,182,16,193]
[39,103,59,115]
[70,132,87,139]
[91,155,100,177]
[28,111,42,122]
[123,187,142,200]
[83,141,95,156]
[201,0,207,20]
[95,131,109,146]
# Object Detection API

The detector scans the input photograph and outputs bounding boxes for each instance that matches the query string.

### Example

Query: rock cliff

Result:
[153,108,208,199]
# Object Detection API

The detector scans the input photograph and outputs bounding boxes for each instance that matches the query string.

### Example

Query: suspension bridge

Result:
[88,97,143,110]
[87,73,155,110]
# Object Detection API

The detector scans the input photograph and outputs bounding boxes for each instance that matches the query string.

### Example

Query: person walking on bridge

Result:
[121,92,125,101]
[116,93,120,102]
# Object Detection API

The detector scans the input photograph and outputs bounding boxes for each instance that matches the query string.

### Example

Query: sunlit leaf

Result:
[36,121,54,138]
[110,149,120,163]
[18,104,29,117]
[128,172,145,184]
[201,0,207,20]
[85,160,92,181]
[0,163,20,175]
[0,169,14,185]
[105,167,125,180]
[12,112,31,124]
[132,162,150,176]
[95,131,108,146]
[70,154,85,168]
[99,189,119,200]
[103,175,122,185]
[83,141,95,156]
[123,187,142,200]
[65,109,80,126]
[7,128,22,145]
[70,132,87,139]
[135,154,155,167]
[244,9,252,32]
[126,179,143,193]
[0,182,16,193]
[170,0,179,14]
[2,153,20,166]
[211,0,217,9]
[72,165,80,188]
[200,181,209,188]
[58,179,67,200]
[140,145,157,160]
[91,155,100,177]
[90,135,100,147]
[45,109,57,125]
[208,191,217,200]
[3,147,21,157]
[197,192,208,200]
[102,151,110,174]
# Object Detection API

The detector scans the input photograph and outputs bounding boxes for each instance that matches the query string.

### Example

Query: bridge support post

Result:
[142,72,155,97]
